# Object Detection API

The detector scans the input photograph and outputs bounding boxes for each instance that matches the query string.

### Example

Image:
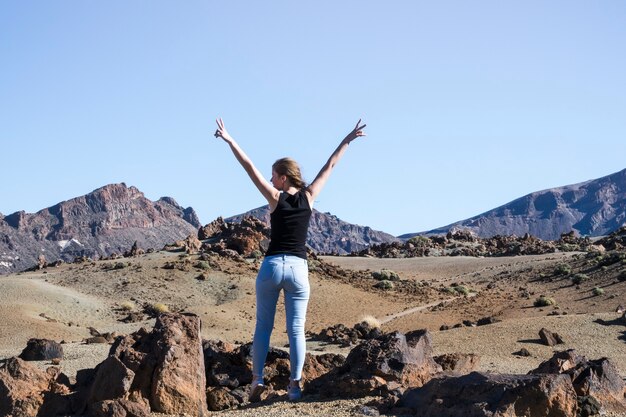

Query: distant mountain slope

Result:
[227,205,399,254]
[0,183,200,273]
[402,168,626,240]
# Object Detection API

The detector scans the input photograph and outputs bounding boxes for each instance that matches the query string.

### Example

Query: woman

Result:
[214,118,366,401]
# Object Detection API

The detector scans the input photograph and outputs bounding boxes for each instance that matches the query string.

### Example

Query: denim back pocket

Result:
[290,264,310,291]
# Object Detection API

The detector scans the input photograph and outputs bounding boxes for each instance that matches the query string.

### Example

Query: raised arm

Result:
[214,118,280,209]
[306,119,366,207]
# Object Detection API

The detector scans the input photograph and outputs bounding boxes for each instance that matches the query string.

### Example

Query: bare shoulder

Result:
[304,188,315,209]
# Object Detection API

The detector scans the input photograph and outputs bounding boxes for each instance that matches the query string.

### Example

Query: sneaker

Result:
[288,380,302,401]
[249,379,266,403]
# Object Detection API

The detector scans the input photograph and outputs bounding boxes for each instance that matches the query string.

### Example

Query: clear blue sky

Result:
[1,1,625,236]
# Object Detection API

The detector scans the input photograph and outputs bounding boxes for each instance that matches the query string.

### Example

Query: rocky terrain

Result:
[357,229,593,258]
[0,183,200,274]
[403,167,626,240]
[2,213,626,416]
[227,205,399,254]
[1,220,626,415]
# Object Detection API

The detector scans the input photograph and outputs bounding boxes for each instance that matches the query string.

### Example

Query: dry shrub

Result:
[359,315,381,329]
[120,301,135,311]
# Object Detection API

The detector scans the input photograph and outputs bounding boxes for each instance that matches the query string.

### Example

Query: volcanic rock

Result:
[89,399,150,417]
[0,357,72,417]
[539,328,565,346]
[200,216,270,257]
[398,371,577,417]
[434,353,480,374]
[530,349,626,413]
[308,330,441,398]
[19,338,64,361]
[79,313,208,416]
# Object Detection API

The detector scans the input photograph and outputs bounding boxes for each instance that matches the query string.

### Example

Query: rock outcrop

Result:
[398,372,577,417]
[19,338,64,361]
[199,216,270,257]
[359,230,590,258]
[0,183,200,274]
[308,330,442,399]
[69,313,207,416]
[0,358,72,417]
[530,349,626,413]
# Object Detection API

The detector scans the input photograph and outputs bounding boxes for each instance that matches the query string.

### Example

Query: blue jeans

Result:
[252,254,310,381]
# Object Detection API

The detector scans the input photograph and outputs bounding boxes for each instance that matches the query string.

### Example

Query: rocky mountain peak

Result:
[0,183,200,273]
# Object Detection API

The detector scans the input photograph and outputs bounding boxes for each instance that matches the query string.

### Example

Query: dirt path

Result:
[380,292,477,324]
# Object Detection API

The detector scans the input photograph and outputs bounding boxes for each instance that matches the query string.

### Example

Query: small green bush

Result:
[554,264,572,276]
[571,273,588,285]
[592,287,605,296]
[408,236,430,247]
[372,269,400,281]
[114,262,126,270]
[250,250,263,259]
[308,260,321,272]
[374,280,394,290]
[195,261,211,270]
[454,285,470,296]
[534,296,556,307]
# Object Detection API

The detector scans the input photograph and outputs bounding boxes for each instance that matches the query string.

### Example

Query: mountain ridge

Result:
[401,168,626,240]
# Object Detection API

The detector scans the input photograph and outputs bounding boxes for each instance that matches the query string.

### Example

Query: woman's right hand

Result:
[214,118,234,143]
[343,119,367,144]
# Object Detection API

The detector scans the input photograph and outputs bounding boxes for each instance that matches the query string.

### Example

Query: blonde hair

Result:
[273,157,307,189]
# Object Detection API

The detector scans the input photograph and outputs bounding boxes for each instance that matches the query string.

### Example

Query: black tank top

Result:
[265,191,312,259]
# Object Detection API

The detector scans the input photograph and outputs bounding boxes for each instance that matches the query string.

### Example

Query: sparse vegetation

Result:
[571,273,588,285]
[114,262,127,270]
[308,259,321,272]
[359,315,381,329]
[374,280,394,290]
[442,284,471,296]
[372,269,400,281]
[453,285,470,296]
[195,261,210,270]
[592,287,605,296]
[149,303,169,315]
[250,250,263,260]
[534,296,556,307]
[619,271,626,282]
[120,301,135,311]
[554,264,572,276]
[408,236,430,247]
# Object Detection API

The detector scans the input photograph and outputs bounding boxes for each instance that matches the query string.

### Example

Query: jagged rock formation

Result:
[227,205,398,254]
[403,167,626,240]
[358,230,591,258]
[0,183,200,274]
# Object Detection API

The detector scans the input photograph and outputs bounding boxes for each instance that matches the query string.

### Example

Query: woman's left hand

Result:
[344,119,367,143]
